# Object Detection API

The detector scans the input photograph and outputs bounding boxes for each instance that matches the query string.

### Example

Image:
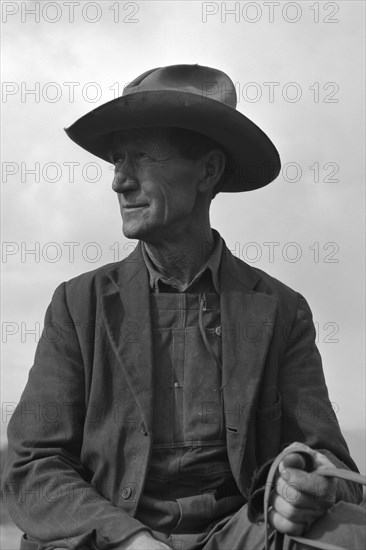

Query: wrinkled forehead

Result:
[111,127,173,149]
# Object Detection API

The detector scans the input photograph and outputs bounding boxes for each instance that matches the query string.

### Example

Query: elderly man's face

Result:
[110,128,205,243]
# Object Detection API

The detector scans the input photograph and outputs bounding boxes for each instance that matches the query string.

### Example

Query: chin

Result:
[122,221,151,241]
[122,226,139,240]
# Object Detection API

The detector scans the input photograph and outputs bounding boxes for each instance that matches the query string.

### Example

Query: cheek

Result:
[143,173,168,214]
[142,166,197,220]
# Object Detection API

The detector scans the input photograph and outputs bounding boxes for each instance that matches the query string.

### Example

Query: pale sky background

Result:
[1,1,365,472]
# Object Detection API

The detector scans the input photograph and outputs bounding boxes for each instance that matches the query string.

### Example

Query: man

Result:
[3,65,364,550]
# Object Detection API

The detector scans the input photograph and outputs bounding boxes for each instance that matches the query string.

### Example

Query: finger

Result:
[279,465,330,495]
[277,468,336,508]
[271,492,323,524]
[275,475,323,510]
[268,506,306,536]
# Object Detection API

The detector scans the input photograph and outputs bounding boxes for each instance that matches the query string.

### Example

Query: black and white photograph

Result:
[1,1,365,548]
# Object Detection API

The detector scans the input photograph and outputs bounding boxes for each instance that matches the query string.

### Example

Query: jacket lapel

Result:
[220,246,279,488]
[100,243,154,432]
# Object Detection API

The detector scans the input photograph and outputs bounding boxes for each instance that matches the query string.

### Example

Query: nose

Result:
[112,158,139,193]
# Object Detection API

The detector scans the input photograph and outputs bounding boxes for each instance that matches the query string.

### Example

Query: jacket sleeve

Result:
[248,292,362,521]
[2,283,151,550]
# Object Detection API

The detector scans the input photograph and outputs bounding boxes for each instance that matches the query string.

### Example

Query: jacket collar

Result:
[104,237,261,293]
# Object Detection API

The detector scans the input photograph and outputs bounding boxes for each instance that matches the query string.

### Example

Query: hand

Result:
[122,530,172,550]
[269,444,338,536]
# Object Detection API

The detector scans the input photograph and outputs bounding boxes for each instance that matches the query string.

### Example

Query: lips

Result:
[123,204,149,209]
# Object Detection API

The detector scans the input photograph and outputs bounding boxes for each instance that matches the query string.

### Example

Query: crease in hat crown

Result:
[65,63,281,192]
[121,64,238,109]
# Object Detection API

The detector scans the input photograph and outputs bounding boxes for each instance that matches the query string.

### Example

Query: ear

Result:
[198,149,226,195]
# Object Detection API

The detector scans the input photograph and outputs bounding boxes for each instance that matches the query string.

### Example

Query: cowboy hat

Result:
[65,64,281,192]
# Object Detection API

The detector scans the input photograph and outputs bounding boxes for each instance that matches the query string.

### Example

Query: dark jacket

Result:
[3,241,360,549]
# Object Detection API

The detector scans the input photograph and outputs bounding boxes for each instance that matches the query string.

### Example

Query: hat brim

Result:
[64,90,281,192]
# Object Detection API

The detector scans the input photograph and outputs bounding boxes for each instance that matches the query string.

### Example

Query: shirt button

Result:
[122,486,133,499]
[215,326,221,336]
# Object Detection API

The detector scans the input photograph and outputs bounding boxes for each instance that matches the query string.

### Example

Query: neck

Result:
[144,226,215,285]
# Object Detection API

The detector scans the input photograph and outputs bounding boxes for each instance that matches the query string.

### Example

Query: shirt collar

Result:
[141,230,223,293]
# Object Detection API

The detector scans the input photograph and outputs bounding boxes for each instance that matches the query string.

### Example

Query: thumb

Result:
[280,452,309,473]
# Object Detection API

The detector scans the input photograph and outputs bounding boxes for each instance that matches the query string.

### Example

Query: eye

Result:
[112,153,126,165]
[137,152,151,161]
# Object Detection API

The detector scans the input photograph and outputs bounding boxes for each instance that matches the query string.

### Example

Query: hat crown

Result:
[123,64,237,109]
